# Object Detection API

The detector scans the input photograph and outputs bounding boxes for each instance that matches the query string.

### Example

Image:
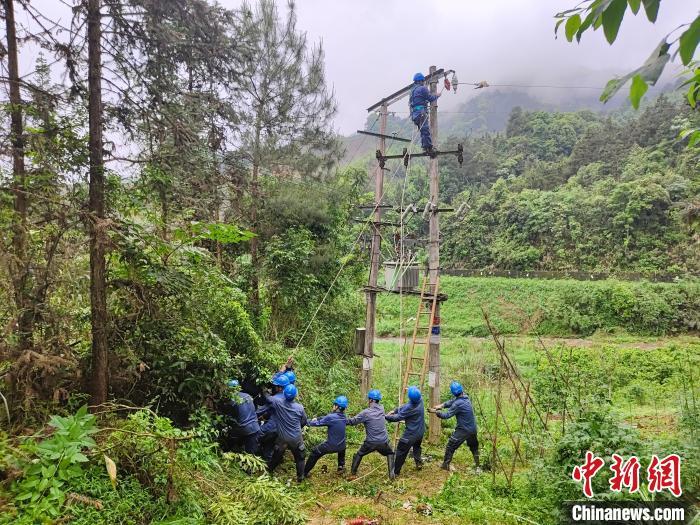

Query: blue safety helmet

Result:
[413,72,425,83]
[450,381,464,396]
[284,384,298,401]
[285,370,297,384]
[226,379,239,389]
[368,389,382,401]
[334,395,348,410]
[272,373,290,387]
[407,386,422,404]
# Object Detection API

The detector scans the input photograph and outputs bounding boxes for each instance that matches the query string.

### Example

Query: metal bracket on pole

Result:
[375,143,464,168]
[358,130,411,143]
[375,149,386,169]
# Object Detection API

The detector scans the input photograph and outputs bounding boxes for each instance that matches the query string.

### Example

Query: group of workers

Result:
[220,360,480,483]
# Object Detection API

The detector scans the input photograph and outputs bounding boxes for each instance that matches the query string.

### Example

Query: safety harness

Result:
[408,84,425,115]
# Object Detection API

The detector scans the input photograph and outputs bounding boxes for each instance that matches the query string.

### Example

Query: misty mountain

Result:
[341,83,673,164]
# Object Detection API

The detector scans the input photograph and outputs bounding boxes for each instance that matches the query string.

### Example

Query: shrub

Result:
[1,406,98,523]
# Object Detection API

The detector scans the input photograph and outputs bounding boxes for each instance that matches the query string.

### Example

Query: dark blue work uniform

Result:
[257,392,283,461]
[409,84,438,150]
[347,403,395,476]
[266,394,308,481]
[385,398,425,475]
[304,411,347,475]
[436,394,479,467]
[220,392,261,454]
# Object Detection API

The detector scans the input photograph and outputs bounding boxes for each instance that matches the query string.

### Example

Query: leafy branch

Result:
[555,0,699,112]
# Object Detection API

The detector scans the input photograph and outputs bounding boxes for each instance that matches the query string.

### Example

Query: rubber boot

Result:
[387,454,396,480]
[350,453,362,476]
[440,461,450,471]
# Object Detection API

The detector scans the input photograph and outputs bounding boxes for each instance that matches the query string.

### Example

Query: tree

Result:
[2,0,31,350]
[235,0,338,318]
[106,0,247,238]
[86,0,109,405]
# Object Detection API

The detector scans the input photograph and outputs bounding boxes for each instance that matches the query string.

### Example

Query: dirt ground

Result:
[299,446,460,525]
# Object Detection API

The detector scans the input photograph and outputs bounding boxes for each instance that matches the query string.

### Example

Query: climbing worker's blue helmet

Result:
[334,395,349,410]
[450,381,464,396]
[226,379,239,389]
[284,384,298,401]
[285,370,297,384]
[407,386,422,404]
[272,372,290,387]
[367,389,382,401]
[413,72,425,83]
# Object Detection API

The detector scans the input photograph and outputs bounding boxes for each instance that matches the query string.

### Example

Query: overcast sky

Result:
[221,0,694,134]
[11,0,696,135]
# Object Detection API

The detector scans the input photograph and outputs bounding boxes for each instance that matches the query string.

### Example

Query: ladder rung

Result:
[411,356,424,360]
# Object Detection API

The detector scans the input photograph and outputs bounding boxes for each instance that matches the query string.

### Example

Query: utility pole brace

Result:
[375,144,463,168]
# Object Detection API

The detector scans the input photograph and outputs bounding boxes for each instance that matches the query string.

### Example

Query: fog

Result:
[10,0,695,134]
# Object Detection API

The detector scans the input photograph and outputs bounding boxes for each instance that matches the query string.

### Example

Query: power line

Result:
[461,82,603,90]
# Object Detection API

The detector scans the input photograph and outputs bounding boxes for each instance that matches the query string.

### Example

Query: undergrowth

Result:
[0,407,306,525]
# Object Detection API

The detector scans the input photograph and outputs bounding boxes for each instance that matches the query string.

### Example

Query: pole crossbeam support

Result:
[363,285,448,302]
[367,68,453,112]
[357,130,411,143]
[351,219,401,227]
[355,204,394,210]
[375,144,463,168]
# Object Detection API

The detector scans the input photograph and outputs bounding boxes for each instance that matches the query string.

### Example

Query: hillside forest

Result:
[0,0,699,524]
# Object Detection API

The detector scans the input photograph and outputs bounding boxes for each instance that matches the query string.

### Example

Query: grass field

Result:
[296,332,699,524]
[376,275,700,337]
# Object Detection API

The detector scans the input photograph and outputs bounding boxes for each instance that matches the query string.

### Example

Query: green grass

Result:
[296,334,699,524]
[376,275,700,337]
[362,336,698,418]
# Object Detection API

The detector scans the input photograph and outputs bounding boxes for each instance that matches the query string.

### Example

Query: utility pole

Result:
[361,68,460,413]
[361,103,388,397]
[427,65,441,444]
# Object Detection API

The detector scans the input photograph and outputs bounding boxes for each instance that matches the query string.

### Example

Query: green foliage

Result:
[216,475,305,525]
[377,276,700,337]
[109,223,265,420]
[531,344,697,415]
[555,1,699,111]
[430,472,553,524]
[3,406,98,523]
[551,409,642,500]
[437,99,700,274]
[542,279,700,335]
[173,222,255,245]
[1,407,306,525]
[599,39,670,105]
